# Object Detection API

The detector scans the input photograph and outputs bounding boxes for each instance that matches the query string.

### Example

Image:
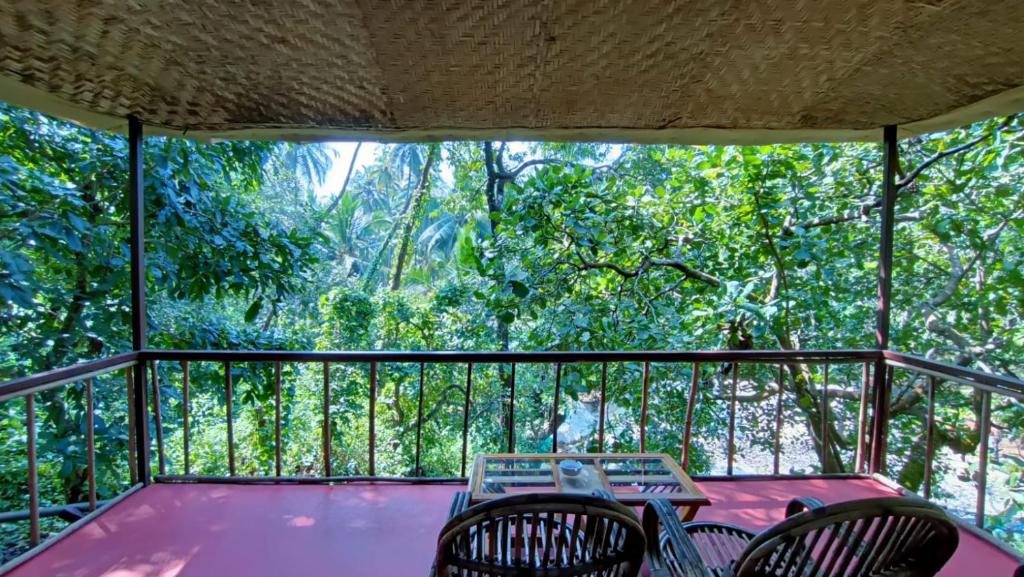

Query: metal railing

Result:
[1,347,1022,565]
[882,351,1024,532]
[0,352,140,555]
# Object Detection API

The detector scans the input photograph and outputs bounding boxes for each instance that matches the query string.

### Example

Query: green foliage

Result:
[1,104,1022,557]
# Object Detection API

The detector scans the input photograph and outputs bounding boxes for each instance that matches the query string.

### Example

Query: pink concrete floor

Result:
[7,478,1020,576]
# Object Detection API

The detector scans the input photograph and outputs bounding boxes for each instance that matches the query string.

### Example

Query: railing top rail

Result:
[884,350,1024,399]
[0,352,139,402]
[6,349,1020,403]
[140,348,879,364]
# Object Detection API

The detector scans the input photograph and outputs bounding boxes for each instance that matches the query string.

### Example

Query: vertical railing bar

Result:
[507,363,516,453]
[125,367,138,485]
[821,362,830,473]
[274,361,282,477]
[150,360,166,476]
[551,363,562,453]
[369,361,378,477]
[879,365,894,474]
[727,362,738,475]
[322,361,332,477]
[225,361,235,476]
[182,361,190,476]
[976,390,991,529]
[923,376,938,500]
[869,364,894,475]
[597,362,608,453]
[27,393,39,546]
[773,364,784,475]
[682,362,700,471]
[460,363,473,476]
[639,361,650,453]
[415,362,426,475]
[856,362,870,473]
[86,377,96,511]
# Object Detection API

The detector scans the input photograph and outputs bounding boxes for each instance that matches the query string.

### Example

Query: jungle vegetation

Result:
[0,104,1021,556]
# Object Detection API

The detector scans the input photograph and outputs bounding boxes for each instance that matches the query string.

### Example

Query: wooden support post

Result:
[131,361,150,484]
[128,116,150,484]
[870,124,898,474]
[871,365,894,474]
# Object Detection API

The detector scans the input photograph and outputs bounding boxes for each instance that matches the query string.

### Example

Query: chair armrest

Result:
[432,492,473,577]
[784,496,826,518]
[448,491,471,519]
[643,498,710,577]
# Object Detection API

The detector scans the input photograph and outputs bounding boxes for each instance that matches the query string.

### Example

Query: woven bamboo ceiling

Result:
[2,1,1023,143]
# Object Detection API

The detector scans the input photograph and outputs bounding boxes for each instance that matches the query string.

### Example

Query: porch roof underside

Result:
[2,1,1024,144]
[6,478,1020,577]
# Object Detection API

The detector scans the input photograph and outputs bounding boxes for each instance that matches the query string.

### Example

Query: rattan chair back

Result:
[435,492,645,577]
[734,497,959,577]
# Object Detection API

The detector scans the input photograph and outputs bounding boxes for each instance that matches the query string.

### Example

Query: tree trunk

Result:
[384,145,439,426]
[773,330,847,473]
[390,144,438,291]
[317,142,362,226]
[481,143,517,438]
[44,181,103,503]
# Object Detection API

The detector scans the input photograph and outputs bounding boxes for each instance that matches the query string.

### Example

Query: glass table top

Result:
[470,453,707,505]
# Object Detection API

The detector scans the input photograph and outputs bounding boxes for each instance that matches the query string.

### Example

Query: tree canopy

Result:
[0,104,1021,557]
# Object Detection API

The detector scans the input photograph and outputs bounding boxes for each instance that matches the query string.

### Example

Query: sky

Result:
[312,141,577,202]
[314,142,380,200]
[313,141,465,201]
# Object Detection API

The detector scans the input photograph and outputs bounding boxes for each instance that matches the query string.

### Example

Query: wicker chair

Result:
[643,496,959,577]
[432,491,646,577]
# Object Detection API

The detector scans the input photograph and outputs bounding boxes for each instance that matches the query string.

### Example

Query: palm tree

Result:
[390,144,440,290]
[280,143,337,189]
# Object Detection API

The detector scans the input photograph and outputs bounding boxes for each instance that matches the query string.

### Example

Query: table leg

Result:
[679,505,699,522]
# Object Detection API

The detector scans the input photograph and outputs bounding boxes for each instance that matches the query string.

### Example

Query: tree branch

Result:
[568,249,721,288]
[648,259,722,287]
[910,207,1023,362]
[504,158,563,179]
[781,118,1013,237]
[503,157,625,180]
[896,117,1012,190]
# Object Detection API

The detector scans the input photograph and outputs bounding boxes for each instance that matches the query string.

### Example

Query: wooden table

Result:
[468,452,710,520]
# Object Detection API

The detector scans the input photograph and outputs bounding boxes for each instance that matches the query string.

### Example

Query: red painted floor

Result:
[7,479,1019,576]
